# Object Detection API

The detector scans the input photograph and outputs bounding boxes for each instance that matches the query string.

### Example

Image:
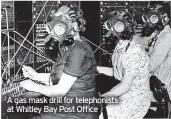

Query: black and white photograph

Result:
[1,1,171,119]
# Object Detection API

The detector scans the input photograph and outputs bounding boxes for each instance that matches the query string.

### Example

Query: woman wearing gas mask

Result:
[97,10,152,119]
[20,4,99,119]
[135,4,171,99]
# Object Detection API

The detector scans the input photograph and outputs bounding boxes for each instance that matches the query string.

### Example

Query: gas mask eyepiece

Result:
[114,21,125,33]
[46,23,66,36]
[53,24,66,35]
[142,14,159,24]
[104,21,112,31]
[150,14,159,24]
[104,20,125,33]
[142,15,149,23]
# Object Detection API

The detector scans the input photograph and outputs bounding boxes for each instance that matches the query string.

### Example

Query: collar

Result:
[116,40,130,53]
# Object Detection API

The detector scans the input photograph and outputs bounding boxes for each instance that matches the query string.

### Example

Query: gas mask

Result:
[44,5,86,61]
[45,7,75,48]
[104,10,135,41]
[44,5,76,61]
[141,4,169,37]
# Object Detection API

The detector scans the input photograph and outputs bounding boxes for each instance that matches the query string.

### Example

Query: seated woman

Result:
[20,4,99,119]
[97,10,152,119]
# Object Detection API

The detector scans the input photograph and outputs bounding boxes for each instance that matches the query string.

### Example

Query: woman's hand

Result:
[22,66,51,84]
[97,66,103,74]
[22,66,39,80]
[97,66,113,76]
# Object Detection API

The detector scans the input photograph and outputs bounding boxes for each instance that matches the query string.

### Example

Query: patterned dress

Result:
[106,40,152,119]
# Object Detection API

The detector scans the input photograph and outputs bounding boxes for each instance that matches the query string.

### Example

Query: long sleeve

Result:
[149,34,171,73]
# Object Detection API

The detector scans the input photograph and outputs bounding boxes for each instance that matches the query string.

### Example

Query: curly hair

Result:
[49,3,86,32]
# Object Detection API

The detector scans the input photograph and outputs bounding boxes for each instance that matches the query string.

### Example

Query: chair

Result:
[149,75,171,118]
[95,74,120,119]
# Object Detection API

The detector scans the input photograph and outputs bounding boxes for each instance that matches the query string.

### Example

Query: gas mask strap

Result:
[148,31,159,49]
[125,36,133,52]
[58,42,64,60]
[153,31,160,47]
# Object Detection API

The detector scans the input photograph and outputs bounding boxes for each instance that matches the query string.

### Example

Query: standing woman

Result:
[20,4,99,119]
[97,10,152,119]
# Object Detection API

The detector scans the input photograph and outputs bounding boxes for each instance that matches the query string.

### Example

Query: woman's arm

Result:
[97,66,113,77]
[20,72,77,97]
[149,35,171,73]
[22,65,50,82]
[36,73,51,85]
[101,69,133,97]
[35,73,51,82]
